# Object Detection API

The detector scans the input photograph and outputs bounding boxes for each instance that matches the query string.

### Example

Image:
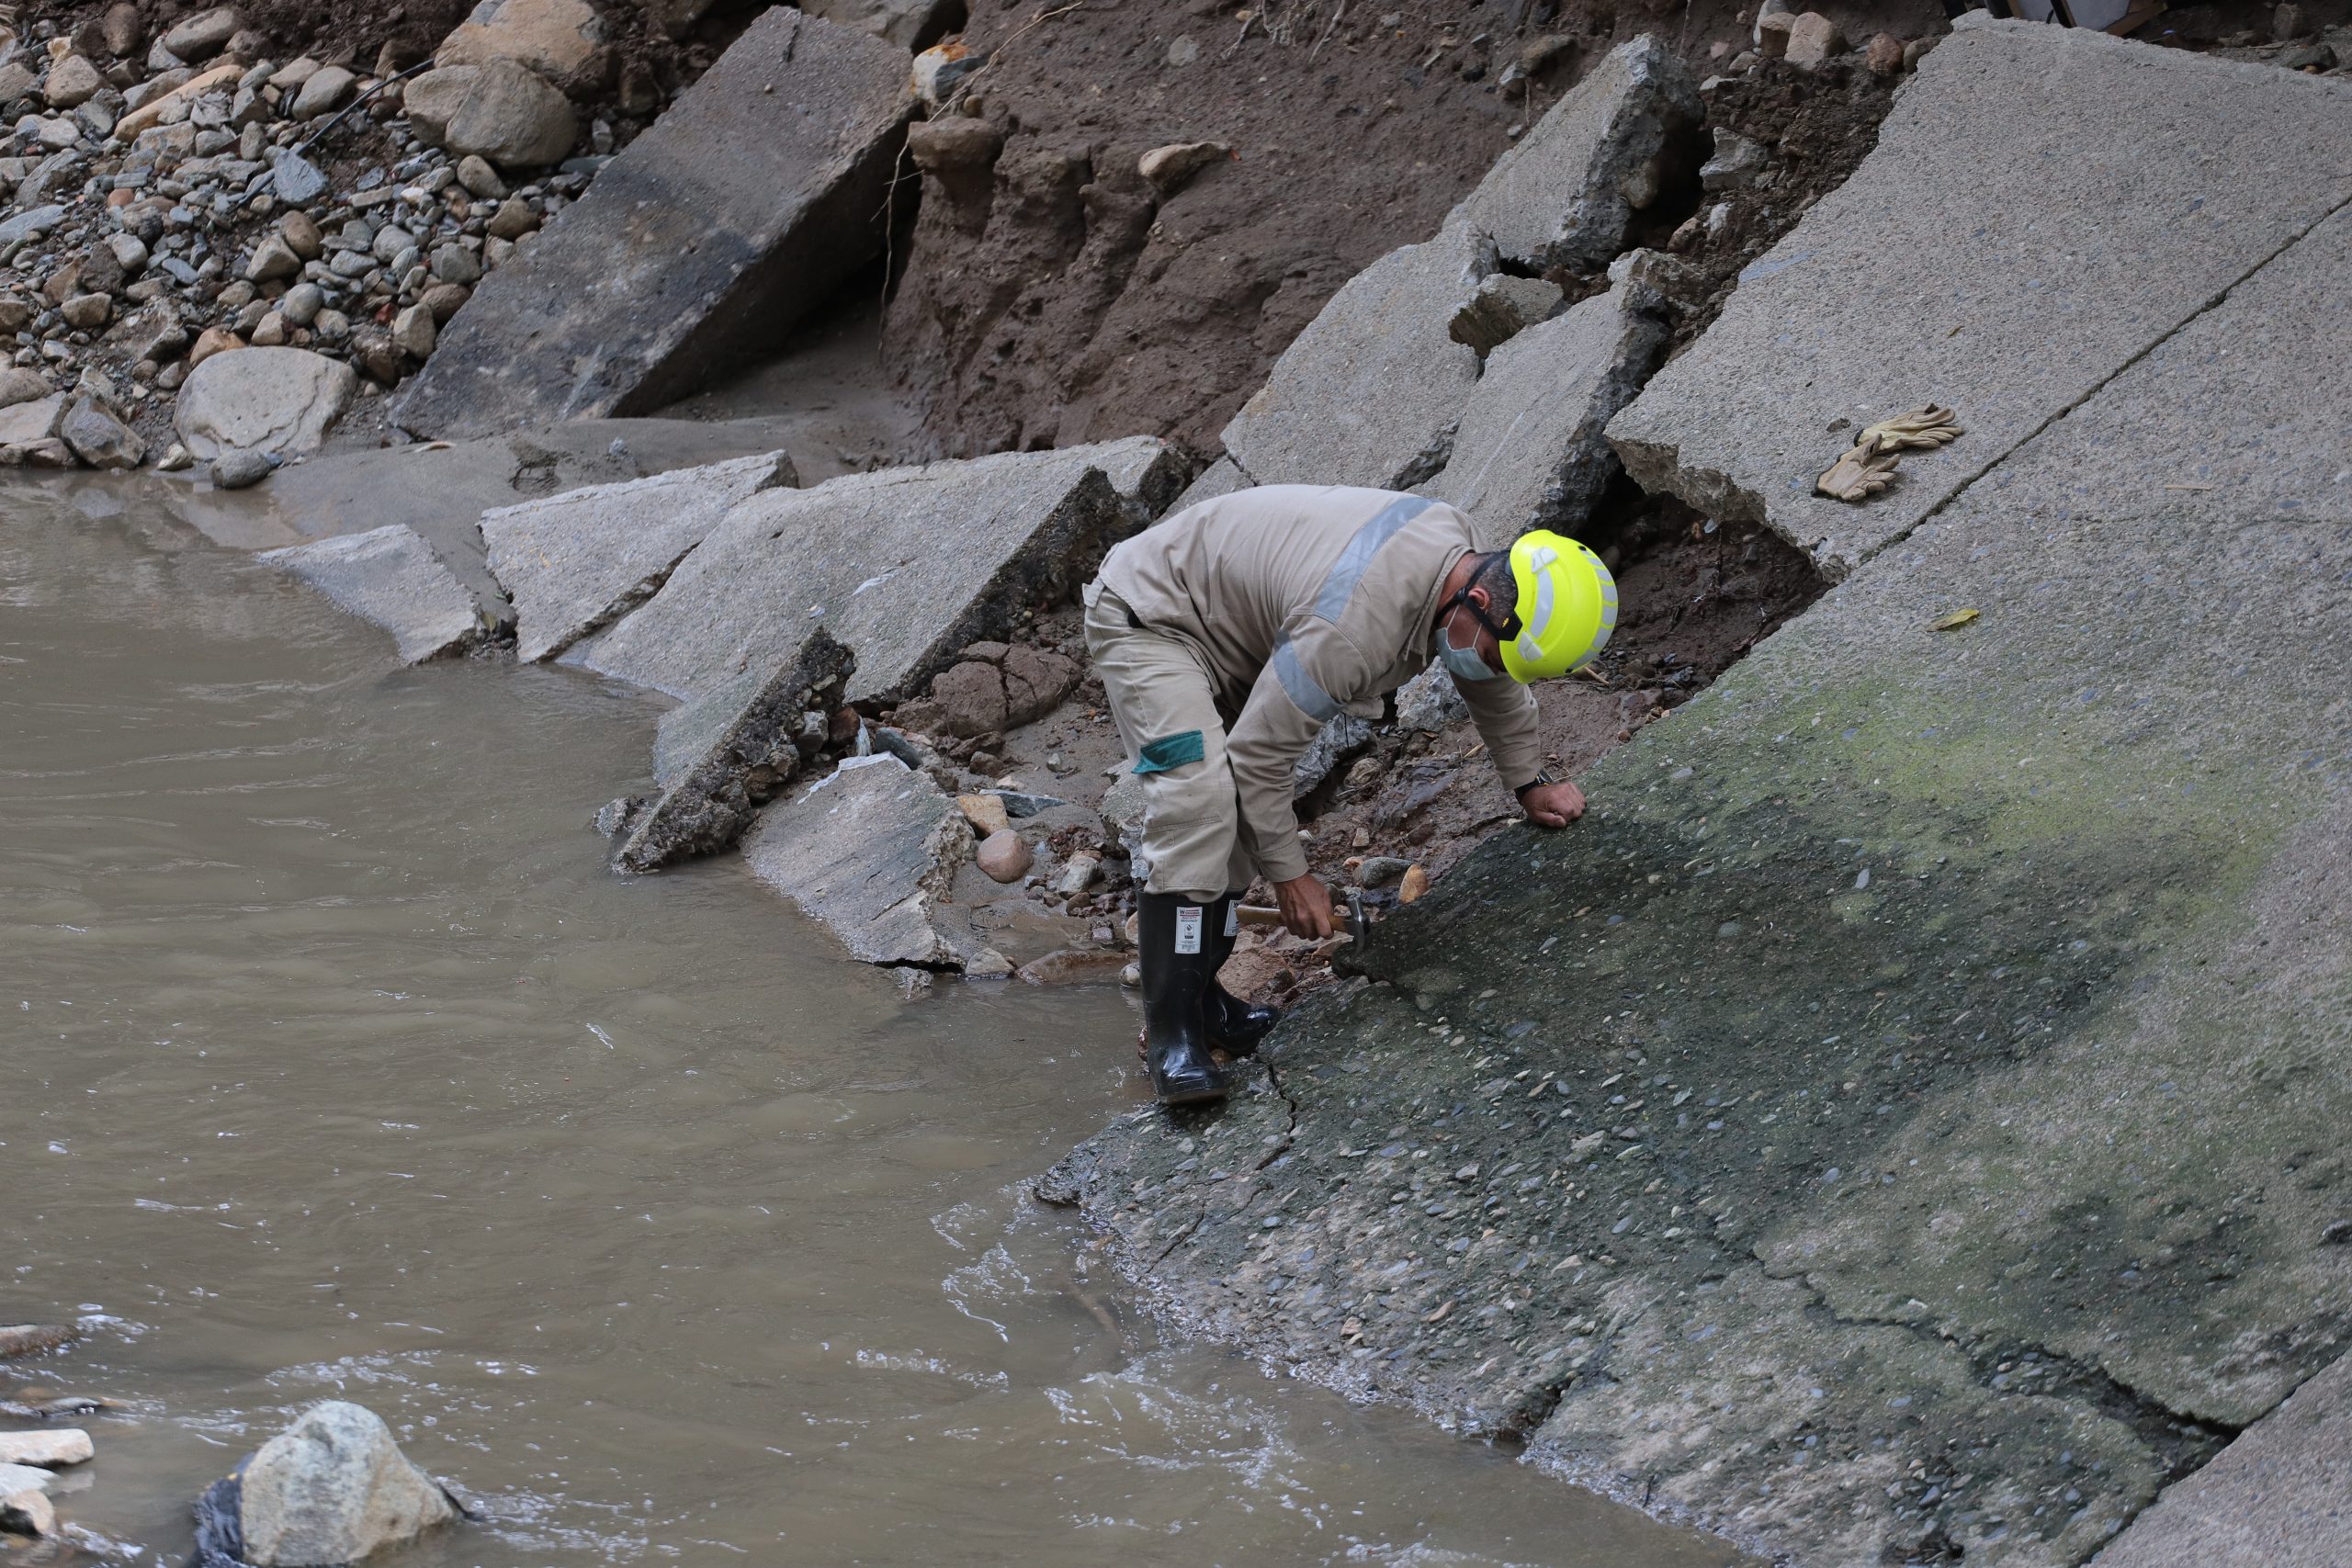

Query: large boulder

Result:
[571,436,1182,706]
[1444,34,1702,272]
[1606,16,2352,578]
[1217,222,1495,491]
[434,0,612,96]
[173,347,356,460]
[402,58,576,168]
[480,450,795,662]
[391,10,914,440]
[740,755,979,969]
[257,525,488,664]
[234,1402,456,1567]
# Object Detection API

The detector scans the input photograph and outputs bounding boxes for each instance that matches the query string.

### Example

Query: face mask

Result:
[1438,605,1501,682]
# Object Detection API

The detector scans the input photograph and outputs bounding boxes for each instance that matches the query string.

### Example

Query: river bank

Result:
[0,487,1753,1566]
[11,1,2352,1564]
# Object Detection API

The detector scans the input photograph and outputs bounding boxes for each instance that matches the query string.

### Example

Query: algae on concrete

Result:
[1049,118,2352,1563]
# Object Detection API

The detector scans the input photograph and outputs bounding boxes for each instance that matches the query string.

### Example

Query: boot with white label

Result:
[1136,891,1227,1105]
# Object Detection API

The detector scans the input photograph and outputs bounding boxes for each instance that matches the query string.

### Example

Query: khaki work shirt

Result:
[1095,485,1544,884]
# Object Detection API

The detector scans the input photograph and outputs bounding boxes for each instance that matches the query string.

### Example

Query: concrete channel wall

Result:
[1052,19,2352,1565]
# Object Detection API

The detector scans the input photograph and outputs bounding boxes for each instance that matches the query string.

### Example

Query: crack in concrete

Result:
[1857,188,2352,572]
[1783,1264,2243,1486]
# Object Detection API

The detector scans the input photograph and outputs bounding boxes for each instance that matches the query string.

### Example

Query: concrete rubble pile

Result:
[1048,18,2352,1568]
[1197,33,1702,548]
[479,435,1183,971]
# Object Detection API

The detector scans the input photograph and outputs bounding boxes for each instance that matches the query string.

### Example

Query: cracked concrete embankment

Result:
[1046,25,2352,1565]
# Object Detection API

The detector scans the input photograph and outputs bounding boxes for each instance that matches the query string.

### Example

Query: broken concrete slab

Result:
[481,450,795,662]
[257,525,488,663]
[1217,223,1494,491]
[609,628,852,872]
[2093,1353,2352,1568]
[740,753,979,969]
[391,10,915,440]
[1606,16,2352,576]
[1048,167,2352,1563]
[166,415,835,613]
[574,436,1183,706]
[1169,453,1251,513]
[1444,34,1702,272]
[1427,278,1668,548]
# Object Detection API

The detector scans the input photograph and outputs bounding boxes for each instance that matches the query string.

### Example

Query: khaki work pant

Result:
[1083,583,1256,900]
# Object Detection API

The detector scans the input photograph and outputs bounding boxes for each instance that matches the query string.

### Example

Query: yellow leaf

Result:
[1929,608,1980,631]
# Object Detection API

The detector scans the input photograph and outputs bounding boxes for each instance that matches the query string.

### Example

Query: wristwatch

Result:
[1515,769,1557,801]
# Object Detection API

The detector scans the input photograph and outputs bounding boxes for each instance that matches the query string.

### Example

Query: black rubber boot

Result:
[1202,892,1282,1057]
[1137,892,1228,1105]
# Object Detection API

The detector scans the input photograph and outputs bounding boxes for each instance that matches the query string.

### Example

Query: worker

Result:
[1084,485,1616,1105]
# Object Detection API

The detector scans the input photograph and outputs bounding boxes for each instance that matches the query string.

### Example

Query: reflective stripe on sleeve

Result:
[1313,494,1435,622]
[1271,637,1343,722]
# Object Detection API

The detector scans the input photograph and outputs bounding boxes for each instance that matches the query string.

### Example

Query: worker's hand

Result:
[1520,779,1587,829]
[1272,874,1335,940]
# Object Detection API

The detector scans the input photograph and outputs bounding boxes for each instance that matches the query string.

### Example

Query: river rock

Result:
[956,793,1011,837]
[1783,11,1843,64]
[741,754,979,968]
[576,437,1182,707]
[0,394,67,447]
[0,371,51,411]
[235,1402,455,1567]
[160,6,243,61]
[258,525,487,663]
[392,10,914,439]
[0,1465,52,1499]
[174,346,356,460]
[0,1431,92,1469]
[975,828,1031,882]
[290,64,355,118]
[0,1325,74,1359]
[402,58,576,168]
[610,627,854,872]
[435,0,612,97]
[391,303,436,359]
[1445,34,1702,271]
[455,154,504,198]
[481,450,794,662]
[211,447,276,489]
[62,396,145,469]
[42,54,105,108]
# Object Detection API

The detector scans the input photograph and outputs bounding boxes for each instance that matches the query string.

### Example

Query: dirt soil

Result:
[879,0,1951,459]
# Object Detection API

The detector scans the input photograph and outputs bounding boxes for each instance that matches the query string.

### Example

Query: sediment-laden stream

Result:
[0,487,1737,1567]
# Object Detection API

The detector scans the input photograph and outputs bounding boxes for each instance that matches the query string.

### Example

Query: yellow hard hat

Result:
[1497,530,1616,682]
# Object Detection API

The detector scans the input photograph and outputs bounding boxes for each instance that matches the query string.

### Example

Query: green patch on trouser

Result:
[1133,730,1206,775]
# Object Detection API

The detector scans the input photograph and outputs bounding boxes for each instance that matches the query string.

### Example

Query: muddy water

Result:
[1,488,1737,1568]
